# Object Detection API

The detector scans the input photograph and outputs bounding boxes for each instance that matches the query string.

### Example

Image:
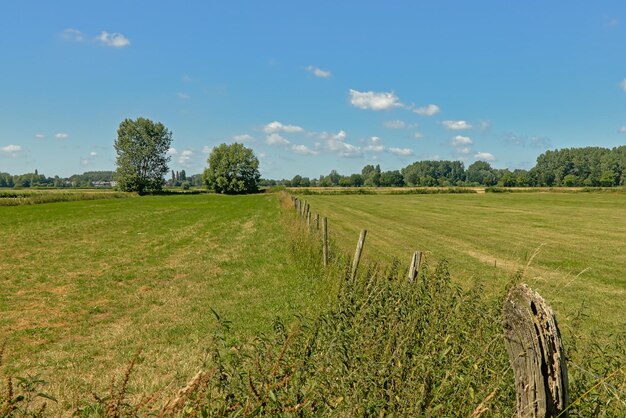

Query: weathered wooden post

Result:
[315,213,320,230]
[408,251,422,283]
[322,217,329,267]
[351,229,367,278]
[306,210,311,228]
[503,284,569,418]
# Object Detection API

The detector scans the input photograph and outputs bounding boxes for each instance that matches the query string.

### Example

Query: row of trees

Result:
[0,170,116,188]
[282,146,626,188]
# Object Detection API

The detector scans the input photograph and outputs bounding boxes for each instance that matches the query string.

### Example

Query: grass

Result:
[0,193,332,414]
[295,192,626,336]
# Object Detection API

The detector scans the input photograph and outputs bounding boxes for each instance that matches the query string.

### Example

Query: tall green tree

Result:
[204,143,260,194]
[114,117,173,194]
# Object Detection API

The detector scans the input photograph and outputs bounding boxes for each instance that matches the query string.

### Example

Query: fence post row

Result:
[503,284,569,418]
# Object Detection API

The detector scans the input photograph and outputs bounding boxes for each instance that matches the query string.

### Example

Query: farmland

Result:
[1,190,624,414]
[0,193,331,413]
[297,191,626,335]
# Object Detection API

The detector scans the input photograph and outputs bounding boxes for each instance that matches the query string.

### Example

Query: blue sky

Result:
[1,1,625,179]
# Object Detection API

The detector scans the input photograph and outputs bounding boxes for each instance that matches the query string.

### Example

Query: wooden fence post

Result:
[503,284,569,418]
[315,213,320,231]
[408,251,422,283]
[322,217,329,267]
[351,229,367,278]
[306,210,311,228]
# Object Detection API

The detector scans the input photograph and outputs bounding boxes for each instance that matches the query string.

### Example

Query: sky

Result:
[1,1,625,179]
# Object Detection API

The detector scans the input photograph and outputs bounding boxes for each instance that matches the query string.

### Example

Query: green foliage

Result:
[204,143,260,194]
[114,117,173,194]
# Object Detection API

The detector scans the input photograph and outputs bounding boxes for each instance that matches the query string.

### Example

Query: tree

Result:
[204,143,260,194]
[114,117,173,194]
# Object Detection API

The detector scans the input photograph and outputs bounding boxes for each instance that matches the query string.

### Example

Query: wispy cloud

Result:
[202,145,213,154]
[177,92,190,99]
[349,89,402,111]
[35,134,45,139]
[266,133,290,145]
[388,147,414,157]
[442,120,472,130]
[263,121,304,134]
[61,28,84,42]
[97,31,130,48]
[178,149,194,166]
[55,132,69,139]
[306,65,331,78]
[89,151,97,156]
[232,134,255,143]
[384,120,407,129]
[364,136,385,153]
[621,78,626,92]
[452,135,472,146]
[503,132,552,149]
[414,132,424,140]
[413,104,440,116]
[474,152,495,162]
[619,126,626,133]
[319,130,361,157]
[166,147,177,156]
[1,144,22,158]
[292,144,318,155]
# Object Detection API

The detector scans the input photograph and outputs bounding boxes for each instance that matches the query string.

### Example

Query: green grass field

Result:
[297,192,626,335]
[0,193,330,414]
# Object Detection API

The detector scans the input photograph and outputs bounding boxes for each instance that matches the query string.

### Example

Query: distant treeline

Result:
[0,170,204,189]
[4,146,625,189]
[262,146,626,188]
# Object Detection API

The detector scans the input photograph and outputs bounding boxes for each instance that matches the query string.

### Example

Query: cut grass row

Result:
[296,192,626,336]
[0,193,332,414]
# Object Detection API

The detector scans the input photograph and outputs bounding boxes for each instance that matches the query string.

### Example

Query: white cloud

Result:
[55,132,69,139]
[61,28,84,42]
[621,78,626,91]
[349,89,402,111]
[619,126,626,133]
[474,152,495,162]
[177,92,190,99]
[388,147,414,157]
[414,132,424,140]
[319,130,360,157]
[413,104,440,116]
[443,120,472,130]
[306,65,331,78]
[89,151,97,156]
[202,145,213,154]
[458,147,471,155]
[166,147,178,156]
[452,135,473,145]
[1,144,22,153]
[35,134,45,139]
[384,120,406,129]
[232,134,255,143]
[178,149,194,166]
[263,121,304,134]
[266,133,290,145]
[97,31,130,48]
[292,144,318,155]
[364,136,385,153]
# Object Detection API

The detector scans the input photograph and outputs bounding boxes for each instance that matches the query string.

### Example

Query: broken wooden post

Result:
[351,229,367,278]
[408,251,422,283]
[503,284,569,418]
[322,217,329,267]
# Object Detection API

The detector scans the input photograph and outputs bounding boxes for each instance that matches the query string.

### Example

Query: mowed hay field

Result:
[0,193,329,414]
[298,192,626,335]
